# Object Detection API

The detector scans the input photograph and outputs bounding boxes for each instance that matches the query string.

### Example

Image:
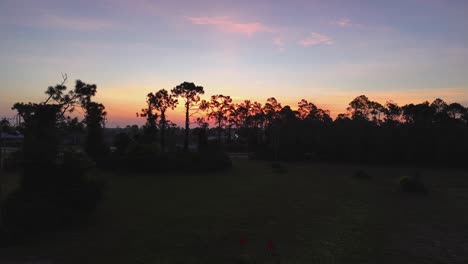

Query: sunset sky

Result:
[1,0,468,126]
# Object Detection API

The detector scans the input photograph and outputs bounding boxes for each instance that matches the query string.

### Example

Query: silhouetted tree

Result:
[402,101,434,126]
[171,82,205,150]
[297,99,332,123]
[6,76,104,232]
[195,117,209,149]
[113,132,132,155]
[384,101,402,125]
[446,102,466,121]
[200,95,232,144]
[347,95,371,121]
[12,76,99,186]
[431,98,449,123]
[263,97,282,127]
[145,89,178,150]
[84,102,107,158]
[0,118,12,133]
[368,101,385,123]
[138,93,158,142]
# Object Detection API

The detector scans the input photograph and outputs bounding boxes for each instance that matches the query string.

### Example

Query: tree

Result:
[263,97,282,127]
[200,95,232,144]
[171,82,205,150]
[347,95,371,121]
[147,89,178,150]
[446,103,466,121]
[297,99,332,123]
[6,76,104,231]
[297,99,318,120]
[12,76,99,180]
[0,118,12,133]
[402,101,434,125]
[384,101,402,124]
[368,101,385,123]
[84,102,107,158]
[138,93,158,142]
[431,98,449,123]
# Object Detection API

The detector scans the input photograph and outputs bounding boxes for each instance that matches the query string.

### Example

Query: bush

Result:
[399,173,426,193]
[162,149,232,173]
[2,149,23,172]
[2,151,105,233]
[353,169,371,179]
[272,162,287,173]
[98,147,232,174]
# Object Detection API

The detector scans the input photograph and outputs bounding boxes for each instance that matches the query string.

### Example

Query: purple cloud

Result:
[299,33,334,46]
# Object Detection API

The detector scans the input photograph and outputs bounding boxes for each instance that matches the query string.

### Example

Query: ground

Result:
[1,159,468,263]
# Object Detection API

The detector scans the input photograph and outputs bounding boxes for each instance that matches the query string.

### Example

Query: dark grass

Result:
[1,160,468,263]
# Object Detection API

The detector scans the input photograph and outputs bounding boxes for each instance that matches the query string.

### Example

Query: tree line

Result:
[139,82,468,165]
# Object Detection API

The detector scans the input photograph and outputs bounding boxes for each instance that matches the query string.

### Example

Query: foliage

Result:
[399,174,426,193]
[99,145,232,174]
[171,82,205,150]
[353,170,371,179]
[2,151,104,233]
[0,118,14,133]
[271,162,287,173]
[113,132,132,154]
[84,102,108,158]
[6,76,106,234]
[200,94,233,144]
[138,89,178,148]
[1,150,22,172]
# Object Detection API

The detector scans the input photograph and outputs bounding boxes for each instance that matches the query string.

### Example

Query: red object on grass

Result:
[240,235,248,246]
[267,240,275,251]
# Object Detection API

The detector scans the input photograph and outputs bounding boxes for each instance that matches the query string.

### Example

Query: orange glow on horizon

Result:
[98,86,467,127]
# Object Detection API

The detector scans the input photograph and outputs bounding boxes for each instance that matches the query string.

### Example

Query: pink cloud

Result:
[273,37,285,51]
[332,18,353,27]
[188,16,271,36]
[299,33,334,47]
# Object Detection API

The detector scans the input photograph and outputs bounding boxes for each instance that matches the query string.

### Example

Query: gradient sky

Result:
[1,0,468,126]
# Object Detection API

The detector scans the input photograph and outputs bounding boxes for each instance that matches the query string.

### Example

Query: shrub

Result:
[2,151,104,233]
[168,150,232,173]
[353,169,371,179]
[272,162,287,173]
[2,149,23,172]
[113,132,131,154]
[399,173,426,193]
[98,144,232,174]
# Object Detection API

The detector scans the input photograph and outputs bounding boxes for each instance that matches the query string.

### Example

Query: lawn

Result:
[1,159,468,263]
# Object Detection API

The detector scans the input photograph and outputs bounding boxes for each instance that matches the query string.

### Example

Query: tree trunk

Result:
[217,120,222,145]
[160,110,166,151]
[184,102,189,151]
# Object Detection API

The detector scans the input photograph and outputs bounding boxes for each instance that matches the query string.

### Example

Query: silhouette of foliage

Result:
[353,170,371,179]
[84,102,107,159]
[200,94,233,144]
[400,173,426,194]
[142,89,178,149]
[171,82,205,150]
[6,76,105,233]
[3,151,104,232]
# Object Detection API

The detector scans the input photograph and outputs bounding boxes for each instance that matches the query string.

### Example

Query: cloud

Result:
[273,37,285,51]
[39,14,113,31]
[299,33,333,47]
[187,16,271,36]
[332,18,353,27]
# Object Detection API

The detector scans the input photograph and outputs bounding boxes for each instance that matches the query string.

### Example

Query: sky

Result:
[1,0,468,126]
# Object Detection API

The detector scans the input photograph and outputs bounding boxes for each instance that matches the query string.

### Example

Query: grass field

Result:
[1,159,468,263]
